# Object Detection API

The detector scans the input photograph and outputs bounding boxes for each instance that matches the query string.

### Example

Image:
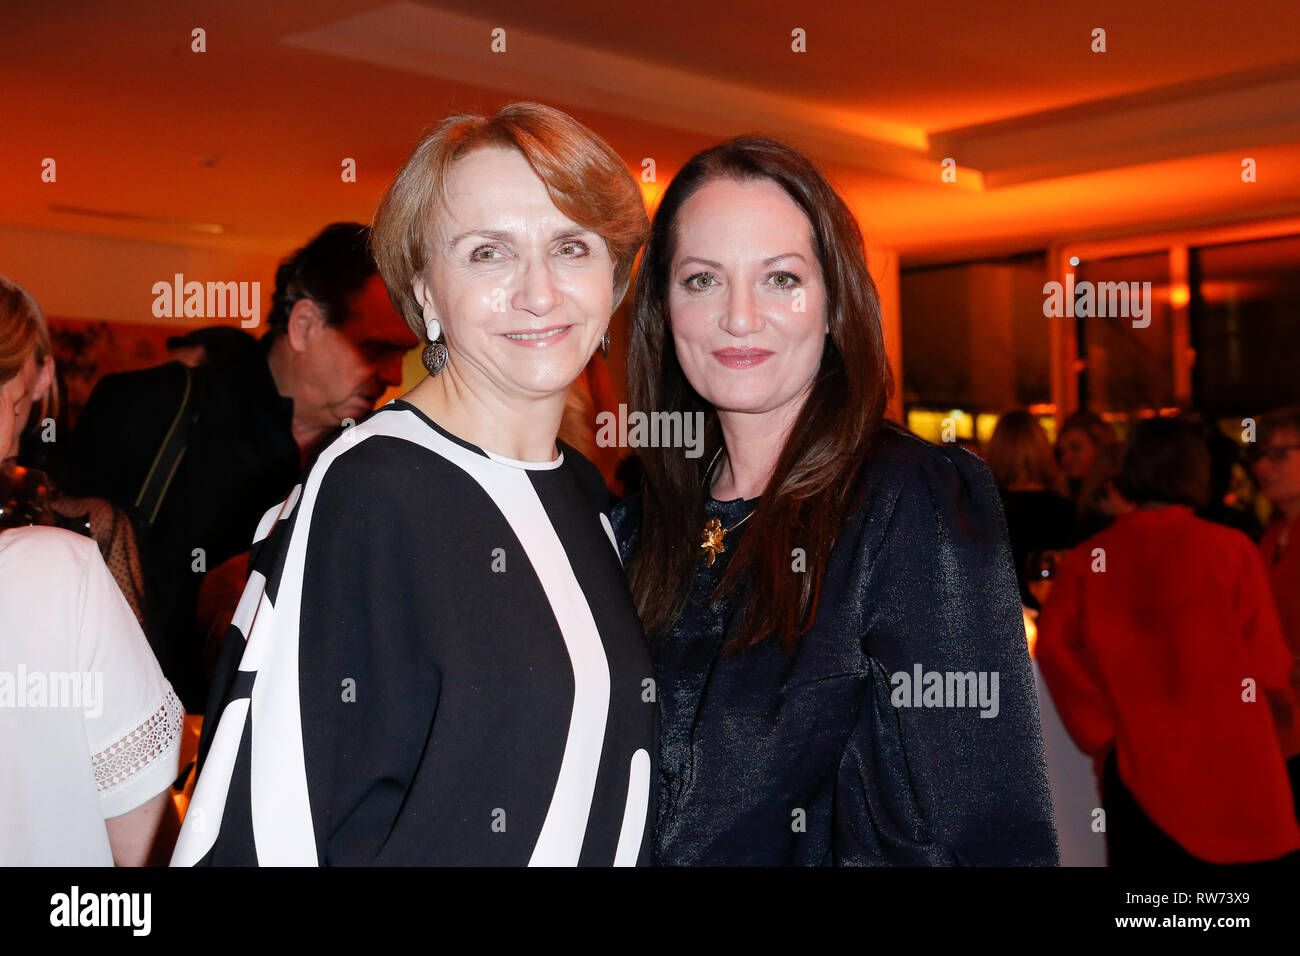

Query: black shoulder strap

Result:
[133,363,198,527]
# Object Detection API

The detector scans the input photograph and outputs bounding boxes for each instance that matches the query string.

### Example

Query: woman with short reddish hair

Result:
[174,103,656,866]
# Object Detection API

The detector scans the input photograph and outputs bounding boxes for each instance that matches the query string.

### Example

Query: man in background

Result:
[1253,406,1300,818]
[59,222,417,711]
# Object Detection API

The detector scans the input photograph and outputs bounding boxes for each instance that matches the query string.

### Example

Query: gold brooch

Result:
[698,446,759,567]
[700,518,727,566]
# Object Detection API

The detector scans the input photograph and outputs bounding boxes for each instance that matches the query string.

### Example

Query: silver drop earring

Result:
[422,341,448,376]
[600,329,610,359]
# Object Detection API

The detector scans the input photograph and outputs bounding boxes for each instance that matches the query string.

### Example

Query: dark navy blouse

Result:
[611,423,1059,865]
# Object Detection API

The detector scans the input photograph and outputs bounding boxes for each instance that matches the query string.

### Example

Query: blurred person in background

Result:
[987,409,1078,609]
[612,452,643,503]
[165,325,260,369]
[1073,441,1129,540]
[57,223,417,713]
[1252,405,1300,816]
[1038,417,1300,867]
[1055,410,1115,504]
[0,276,147,627]
[1198,422,1264,541]
[0,361,183,866]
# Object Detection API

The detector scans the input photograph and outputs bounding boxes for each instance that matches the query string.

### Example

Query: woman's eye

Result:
[683,273,715,291]
[769,271,800,289]
[469,246,501,262]
[557,240,589,257]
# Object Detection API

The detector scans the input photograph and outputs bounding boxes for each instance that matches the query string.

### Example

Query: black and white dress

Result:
[172,399,656,866]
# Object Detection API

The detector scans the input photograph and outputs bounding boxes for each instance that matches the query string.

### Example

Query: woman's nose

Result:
[720,285,764,337]
[512,258,563,317]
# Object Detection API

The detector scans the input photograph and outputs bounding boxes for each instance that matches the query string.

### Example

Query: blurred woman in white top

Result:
[0,316,183,865]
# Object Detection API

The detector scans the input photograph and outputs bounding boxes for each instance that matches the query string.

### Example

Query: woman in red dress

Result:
[1038,416,1299,866]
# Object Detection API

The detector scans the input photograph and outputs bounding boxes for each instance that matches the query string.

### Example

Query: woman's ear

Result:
[411,275,444,340]
[412,276,439,318]
[33,354,54,404]
[0,379,16,457]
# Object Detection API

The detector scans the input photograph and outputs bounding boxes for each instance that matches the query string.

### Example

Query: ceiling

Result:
[2,0,1298,265]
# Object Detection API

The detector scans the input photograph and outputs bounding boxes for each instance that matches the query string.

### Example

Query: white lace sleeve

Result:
[73,526,187,818]
[92,687,184,815]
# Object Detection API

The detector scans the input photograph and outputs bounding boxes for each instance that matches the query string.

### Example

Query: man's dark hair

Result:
[1116,417,1211,508]
[267,222,377,339]
[166,326,260,366]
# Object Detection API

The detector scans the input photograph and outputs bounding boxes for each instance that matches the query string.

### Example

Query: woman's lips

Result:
[712,348,773,369]
[502,324,573,348]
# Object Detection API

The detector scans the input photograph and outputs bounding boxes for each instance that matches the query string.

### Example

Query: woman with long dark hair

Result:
[612,137,1058,865]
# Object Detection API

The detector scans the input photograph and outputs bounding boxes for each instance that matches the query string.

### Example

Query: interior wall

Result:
[0,225,279,327]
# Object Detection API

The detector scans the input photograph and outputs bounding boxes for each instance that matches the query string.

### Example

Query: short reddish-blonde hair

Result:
[371,102,649,341]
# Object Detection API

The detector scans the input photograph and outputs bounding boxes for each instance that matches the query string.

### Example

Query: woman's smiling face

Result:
[666,176,827,417]
[413,146,615,401]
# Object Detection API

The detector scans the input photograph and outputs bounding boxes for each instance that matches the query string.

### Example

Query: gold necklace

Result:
[699,447,757,567]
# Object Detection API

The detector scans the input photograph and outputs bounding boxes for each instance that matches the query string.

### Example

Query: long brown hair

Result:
[626,137,892,652]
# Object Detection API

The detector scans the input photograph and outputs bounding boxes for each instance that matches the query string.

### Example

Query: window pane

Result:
[900,253,1050,410]
[1192,234,1300,415]
[1074,252,1174,411]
